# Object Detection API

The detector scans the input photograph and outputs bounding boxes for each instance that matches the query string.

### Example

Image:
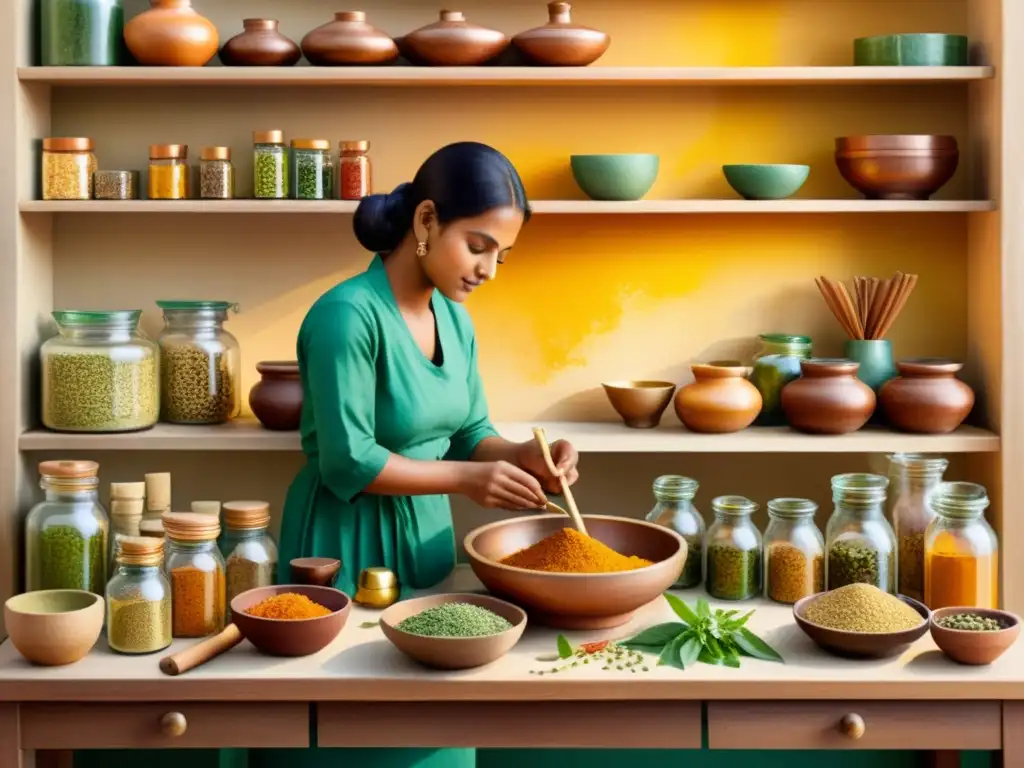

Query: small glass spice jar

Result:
[291,139,334,200]
[645,475,704,588]
[220,500,278,619]
[148,144,188,200]
[42,137,97,201]
[199,146,234,200]
[109,480,145,573]
[162,511,226,638]
[924,482,998,610]
[750,333,811,426]
[705,495,761,601]
[106,535,172,655]
[253,130,288,199]
[889,453,948,602]
[339,140,371,200]
[825,473,896,592]
[93,170,138,200]
[763,498,824,604]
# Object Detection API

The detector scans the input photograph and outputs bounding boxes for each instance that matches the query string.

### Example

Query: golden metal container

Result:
[354,567,399,609]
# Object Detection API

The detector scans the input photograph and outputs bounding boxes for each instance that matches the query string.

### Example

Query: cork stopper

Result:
[145,472,171,511]
[222,500,271,530]
[111,481,146,500]
[139,520,165,538]
[110,498,145,519]
[191,500,221,516]
[117,536,164,567]
[161,511,220,542]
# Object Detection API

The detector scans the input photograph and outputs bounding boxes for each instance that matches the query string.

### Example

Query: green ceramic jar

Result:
[750,333,811,426]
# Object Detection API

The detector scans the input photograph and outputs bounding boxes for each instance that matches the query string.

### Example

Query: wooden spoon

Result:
[532,427,587,536]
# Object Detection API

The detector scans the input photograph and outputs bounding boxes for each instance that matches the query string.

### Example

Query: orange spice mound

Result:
[500,528,653,573]
[245,592,332,620]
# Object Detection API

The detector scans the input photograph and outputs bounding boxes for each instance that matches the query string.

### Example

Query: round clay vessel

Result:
[878,358,975,434]
[301,11,399,66]
[249,361,303,431]
[220,19,301,67]
[402,10,509,66]
[512,2,610,67]
[674,363,762,433]
[781,358,876,434]
[123,0,219,67]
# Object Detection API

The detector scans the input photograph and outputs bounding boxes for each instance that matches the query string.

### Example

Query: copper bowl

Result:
[836,134,958,152]
[601,380,676,429]
[464,514,686,630]
[230,585,351,656]
[835,135,959,200]
[930,607,1021,665]
[793,592,930,658]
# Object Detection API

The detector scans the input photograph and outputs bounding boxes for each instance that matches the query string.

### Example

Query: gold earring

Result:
[416,241,428,258]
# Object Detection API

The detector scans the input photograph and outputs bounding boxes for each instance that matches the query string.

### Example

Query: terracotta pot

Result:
[674,363,762,433]
[220,19,301,67]
[402,10,509,66]
[879,358,974,434]
[301,11,399,66]
[781,359,875,435]
[249,361,302,431]
[123,0,219,67]
[512,2,610,66]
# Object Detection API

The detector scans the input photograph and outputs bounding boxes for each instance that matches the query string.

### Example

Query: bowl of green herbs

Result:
[930,607,1020,665]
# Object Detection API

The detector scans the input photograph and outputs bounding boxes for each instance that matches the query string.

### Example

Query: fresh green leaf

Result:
[734,627,784,663]
[706,635,725,659]
[722,646,741,668]
[707,616,722,639]
[658,632,688,670]
[731,610,755,629]
[622,622,687,650]
[696,598,711,619]
[664,593,699,625]
[718,609,738,621]
[556,634,574,659]
[698,647,721,665]
[678,636,701,669]
[358,621,379,628]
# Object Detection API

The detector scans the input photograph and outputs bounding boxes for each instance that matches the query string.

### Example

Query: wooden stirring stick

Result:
[532,427,587,535]
[545,500,570,517]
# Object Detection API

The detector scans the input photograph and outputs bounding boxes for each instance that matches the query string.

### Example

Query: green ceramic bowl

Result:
[722,164,810,200]
[854,34,968,66]
[570,154,659,201]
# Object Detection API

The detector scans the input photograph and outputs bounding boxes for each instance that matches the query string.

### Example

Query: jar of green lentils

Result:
[25,460,109,594]
[290,139,334,200]
[253,130,287,199]
[825,473,896,592]
[40,309,159,433]
[156,300,241,425]
[645,475,704,588]
[705,495,762,601]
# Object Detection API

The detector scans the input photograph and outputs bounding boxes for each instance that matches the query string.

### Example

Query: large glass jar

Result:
[199,146,234,200]
[220,500,278,618]
[339,140,371,200]
[26,460,109,593]
[749,333,811,426]
[825,473,896,592]
[106,536,172,654]
[291,139,334,200]
[156,300,241,424]
[924,482,998,610]
[42,137,97,200]
[253,130,288,199]
[163,512,225,638]
[645,475,703,588]
[889,453,948,602]
[41,0,125,65]
[148,144,188,200]
[763,498,824,604]
[705,496,761,601]
[41,309,159,433]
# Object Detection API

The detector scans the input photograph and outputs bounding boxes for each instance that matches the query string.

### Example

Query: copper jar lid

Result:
[201,146,231,161]
[253,130,285,144]
[340,140,370,153]
[43,137,94,152]
[149,144,188,160]
[835,135,958,152]
[291,138,331,151]
[38,459,99,478]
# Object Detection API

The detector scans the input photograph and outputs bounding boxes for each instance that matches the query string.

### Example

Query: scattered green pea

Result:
[937,613,1006,632]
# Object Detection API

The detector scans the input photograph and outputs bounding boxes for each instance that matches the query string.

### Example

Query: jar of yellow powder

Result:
[148,144,188,200]
[42,137,97,200]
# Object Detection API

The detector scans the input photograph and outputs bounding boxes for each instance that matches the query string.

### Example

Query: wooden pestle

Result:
[159,624,244,676]
[532,427,587,536]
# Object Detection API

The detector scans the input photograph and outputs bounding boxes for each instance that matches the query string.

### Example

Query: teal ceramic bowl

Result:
[854,34,969,66]
[570,154,659,201]
[722,164,810,200]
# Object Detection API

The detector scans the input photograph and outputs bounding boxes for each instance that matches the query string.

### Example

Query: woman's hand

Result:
[516,439,580,494]
[458,461,548,510]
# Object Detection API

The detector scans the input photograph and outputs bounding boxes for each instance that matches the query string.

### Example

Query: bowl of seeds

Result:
[793,584,930,658]
[380,593,527,670]
[930,607,1021,665]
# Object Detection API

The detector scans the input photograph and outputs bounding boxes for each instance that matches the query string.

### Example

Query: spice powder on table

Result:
[246,592,332,620]
[499,528,652,573]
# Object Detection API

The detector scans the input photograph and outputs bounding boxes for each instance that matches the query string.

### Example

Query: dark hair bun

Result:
[352,182,414,253]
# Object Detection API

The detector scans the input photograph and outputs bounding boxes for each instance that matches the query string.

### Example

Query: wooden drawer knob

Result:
[160,712,187,737]
[839,713,865,740]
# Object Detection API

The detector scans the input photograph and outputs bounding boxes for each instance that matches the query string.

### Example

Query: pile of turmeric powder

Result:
[500,528,653,573]
[245,592,333,620]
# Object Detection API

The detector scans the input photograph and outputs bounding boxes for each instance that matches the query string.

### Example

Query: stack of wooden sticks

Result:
[815,272,918,341]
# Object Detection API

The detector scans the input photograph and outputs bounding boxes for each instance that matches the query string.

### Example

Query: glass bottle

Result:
[339,140,371,200]
[763,498,824,604]
[162,512,226,638]
[924,482,998,610]
[40,309,160,433]
[749,333,811,426]
[704,496,761,600]
[148,144,188,200]
[109,481,145,574]
[645,475,703,588]
[220,500,279,618]
[26,460,109,593]
[155,300,241,424]
[41,137,97,200]
[889,453,948,602]
[825,473,896,592]
[253,130,288,199]
[106,536,172,654]
[291,139,334,200]
[199,146,234,200]
[41,0,125,65]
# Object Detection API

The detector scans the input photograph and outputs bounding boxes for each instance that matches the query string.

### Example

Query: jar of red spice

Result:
[339,140,371,200]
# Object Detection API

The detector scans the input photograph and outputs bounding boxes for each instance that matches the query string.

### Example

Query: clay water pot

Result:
[512,2,610,67]
[221,19,302,67]
[124,0,219,67]
[674,362,762,433]
[402,10,509,66]
[301,11,399,66]
[249,361,302,431]
[878,358,975,434]
[781,359,875,435]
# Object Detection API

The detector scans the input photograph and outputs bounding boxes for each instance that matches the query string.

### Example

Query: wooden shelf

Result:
[18,200,998,215]
[17,419,1000,453]
[16,65,996,87]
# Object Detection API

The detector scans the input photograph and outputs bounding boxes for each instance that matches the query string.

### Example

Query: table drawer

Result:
[708,701,1001,750]
[20,703,309,749]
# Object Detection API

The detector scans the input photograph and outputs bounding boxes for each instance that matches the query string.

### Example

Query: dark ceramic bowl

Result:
[930,607,1021,665]
[793,591,930,658]
[231,584,351,657]
[289,557,342,587]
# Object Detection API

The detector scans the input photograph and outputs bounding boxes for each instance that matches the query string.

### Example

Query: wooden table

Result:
[1,567,1022,767]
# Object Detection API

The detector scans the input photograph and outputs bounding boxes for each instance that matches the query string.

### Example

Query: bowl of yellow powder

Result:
[793,584,930,658]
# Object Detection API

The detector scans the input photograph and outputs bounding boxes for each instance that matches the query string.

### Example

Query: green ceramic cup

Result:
[845,339,897,391]
[570,154,660,201]
[854,34,969,66]
[722,164,810,200]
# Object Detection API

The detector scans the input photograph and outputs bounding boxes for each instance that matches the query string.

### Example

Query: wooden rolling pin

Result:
[532,427,587,535]
[159,624,244,676]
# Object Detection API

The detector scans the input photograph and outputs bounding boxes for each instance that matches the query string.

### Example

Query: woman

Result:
[268,142,580,768]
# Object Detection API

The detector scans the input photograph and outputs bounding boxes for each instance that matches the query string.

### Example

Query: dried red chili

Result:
[581,640,609,654]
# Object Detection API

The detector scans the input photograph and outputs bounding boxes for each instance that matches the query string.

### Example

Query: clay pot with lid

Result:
[123,0,219,67]
[301,11,399,66]
[401,11,509,66]
[249,361,303,431]
[674,363,762,433]
[879,358,975,434]
[512,2,610,66]
[221,19,301,66]
[781,359,875,434]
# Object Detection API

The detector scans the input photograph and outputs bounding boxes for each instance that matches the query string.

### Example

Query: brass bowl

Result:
[601,380,676,429]
[835,135,959,200]
[464,514,686,630]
